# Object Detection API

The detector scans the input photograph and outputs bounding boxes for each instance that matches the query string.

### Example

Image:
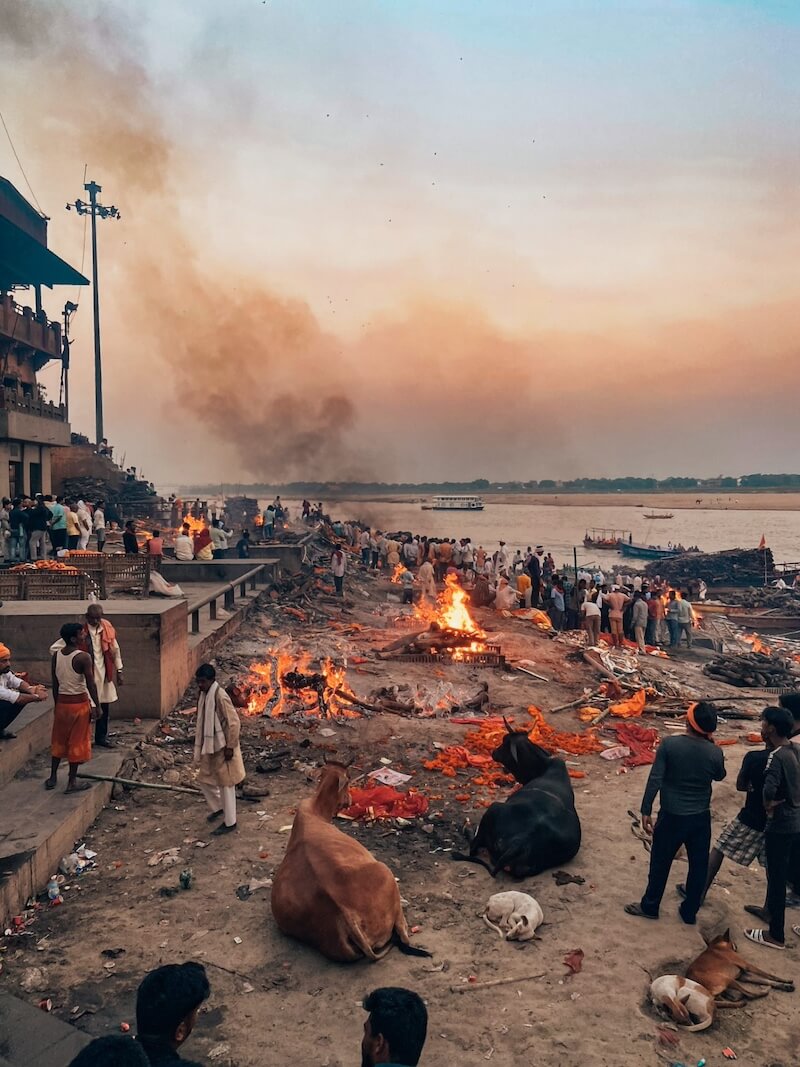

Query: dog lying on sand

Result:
[483,891,543,942]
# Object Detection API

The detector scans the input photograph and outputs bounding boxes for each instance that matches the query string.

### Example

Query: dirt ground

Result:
[3,585,799,1067]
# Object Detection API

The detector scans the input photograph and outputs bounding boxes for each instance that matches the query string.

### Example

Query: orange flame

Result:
[742,633,772,656]
[390,563,405,584]
[413,573,485,637]
[181,514,206,535]
[241,647,360,719]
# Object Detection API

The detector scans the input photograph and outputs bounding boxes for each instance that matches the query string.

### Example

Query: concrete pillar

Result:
[0,443,9,500]
[41,447,52,495]
[22,443,42,497]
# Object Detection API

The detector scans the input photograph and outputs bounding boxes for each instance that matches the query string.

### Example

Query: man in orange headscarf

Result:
[0,642,46,740]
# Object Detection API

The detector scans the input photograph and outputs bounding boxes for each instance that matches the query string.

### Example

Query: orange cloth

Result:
[51,694,92,764]
[609,689,647,719]
[0,643,10,658]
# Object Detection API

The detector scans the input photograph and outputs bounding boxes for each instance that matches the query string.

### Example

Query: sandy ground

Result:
[336,492,800,513]
[3,591,799,1067]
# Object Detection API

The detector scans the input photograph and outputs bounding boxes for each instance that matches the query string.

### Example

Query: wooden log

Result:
[76,772,201,795]
[451,972,546,993]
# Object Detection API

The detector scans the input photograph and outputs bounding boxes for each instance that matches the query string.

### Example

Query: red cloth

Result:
[609,721,660,767]
[341,785,429,821]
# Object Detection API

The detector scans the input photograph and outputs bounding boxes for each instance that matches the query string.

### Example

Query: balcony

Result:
[0,294,62,364]
[0,386,70,447]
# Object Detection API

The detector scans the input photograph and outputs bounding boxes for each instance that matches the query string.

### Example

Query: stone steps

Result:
[0,745,130,927]
[0,991,89,1066]
[0,699,54,790]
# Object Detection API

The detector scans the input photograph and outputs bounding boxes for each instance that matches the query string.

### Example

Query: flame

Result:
[743,633,772,656]
[181,514,206,535]
[660,585,700,628]
[391,563,405,584]
[240,647,360,718]
[413,573,485,636]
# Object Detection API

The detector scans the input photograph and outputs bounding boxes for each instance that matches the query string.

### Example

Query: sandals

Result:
[744,928,785,950]
[624,903,658,920]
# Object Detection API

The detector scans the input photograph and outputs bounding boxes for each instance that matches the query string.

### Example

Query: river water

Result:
[286,499,799,571]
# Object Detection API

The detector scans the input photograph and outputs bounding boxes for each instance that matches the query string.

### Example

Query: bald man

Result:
[0,643,46,740]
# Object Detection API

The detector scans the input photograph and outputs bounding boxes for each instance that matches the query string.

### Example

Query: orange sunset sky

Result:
[1,0,799,485]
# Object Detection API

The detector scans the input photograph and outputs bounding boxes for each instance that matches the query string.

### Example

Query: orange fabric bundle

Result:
[341,785,429,821]
[526,706,604,755]
[609,690,647,719]
[578,706,603,722]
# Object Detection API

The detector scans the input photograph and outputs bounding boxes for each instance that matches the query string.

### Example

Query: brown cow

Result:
[271,762,430,962]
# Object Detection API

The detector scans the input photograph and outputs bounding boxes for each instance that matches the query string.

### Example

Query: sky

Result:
[1,0,798,486]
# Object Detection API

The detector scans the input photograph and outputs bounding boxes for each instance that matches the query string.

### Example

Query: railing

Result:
[189,564,268,635]
[0,386,67,421]
[0,295,61,359]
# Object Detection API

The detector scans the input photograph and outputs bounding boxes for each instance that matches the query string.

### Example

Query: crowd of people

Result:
[0,495,116,561]
[328,523,699,652]
[67,962,429,1067]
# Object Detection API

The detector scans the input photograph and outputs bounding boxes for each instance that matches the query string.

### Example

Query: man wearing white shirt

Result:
[0,643,46,740]
[175,524,194,561]
[93,501,107,551]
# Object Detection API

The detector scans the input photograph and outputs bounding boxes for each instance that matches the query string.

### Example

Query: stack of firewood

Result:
[646,547,774,586]
[704,651,798,689]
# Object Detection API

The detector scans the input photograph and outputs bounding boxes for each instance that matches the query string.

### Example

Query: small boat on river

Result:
[583,528,631,551]
[621,542,684,560]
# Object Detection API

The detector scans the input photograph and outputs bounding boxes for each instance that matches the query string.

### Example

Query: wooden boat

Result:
[644,511,674,519]
[583,528,631,551]
[620,542,683,560]
[693,604,800,633]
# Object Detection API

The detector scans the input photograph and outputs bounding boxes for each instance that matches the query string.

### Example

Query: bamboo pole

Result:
[75,771,201,796]
[450,972,546,993]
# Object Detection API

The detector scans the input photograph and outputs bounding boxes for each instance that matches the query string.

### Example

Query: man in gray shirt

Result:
[631,592,649,653]
[625,702,726,924]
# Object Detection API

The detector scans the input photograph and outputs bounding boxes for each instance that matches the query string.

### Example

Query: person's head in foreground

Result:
[68,1035,149,1067]
[686,701,717,738]
[778,692,800,737]
[195,662,216,694]
[760,705,795,746]
[136,961,210,1054]
[361,987,428,1067]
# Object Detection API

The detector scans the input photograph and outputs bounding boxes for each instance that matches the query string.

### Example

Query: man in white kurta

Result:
[194,663,245,835]
[85,603,123,747]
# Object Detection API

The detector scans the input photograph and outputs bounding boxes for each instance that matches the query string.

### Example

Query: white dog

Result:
[650,975,715,1032]
[483,891,543,942]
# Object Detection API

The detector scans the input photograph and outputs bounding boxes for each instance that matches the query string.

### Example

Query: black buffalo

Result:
[453,721,582,878]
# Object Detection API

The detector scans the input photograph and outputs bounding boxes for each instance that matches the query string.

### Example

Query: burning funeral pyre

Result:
[380,574,506,666]
[240,647,361,719]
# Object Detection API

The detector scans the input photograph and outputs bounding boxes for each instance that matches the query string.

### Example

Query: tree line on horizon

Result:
[180,473,800,496]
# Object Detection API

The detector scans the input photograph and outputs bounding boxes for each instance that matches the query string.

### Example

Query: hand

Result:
[30,690,45,703]
[641,814,655,835]
[223,746,234,762]
[116,672,124,688]
[90,706,100,722]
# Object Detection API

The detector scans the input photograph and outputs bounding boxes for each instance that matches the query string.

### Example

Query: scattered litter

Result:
[101,948,126,959]
[233,936,243,945]
[552,871,585,887]
[208,1045,231,1062]
[148,847,181,867]
[722,1050,737,1061]
[179,868,194,890]
[247,877,273,893]
[599,745,631,761]
[319,728,336,737]
[235,885,252,901]
[562,948,584,975]
[368,768,412,787]
[241,982,254,993]
[20,966,48,993]
[38,998,52,1012]
[120,1022,131,1033]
